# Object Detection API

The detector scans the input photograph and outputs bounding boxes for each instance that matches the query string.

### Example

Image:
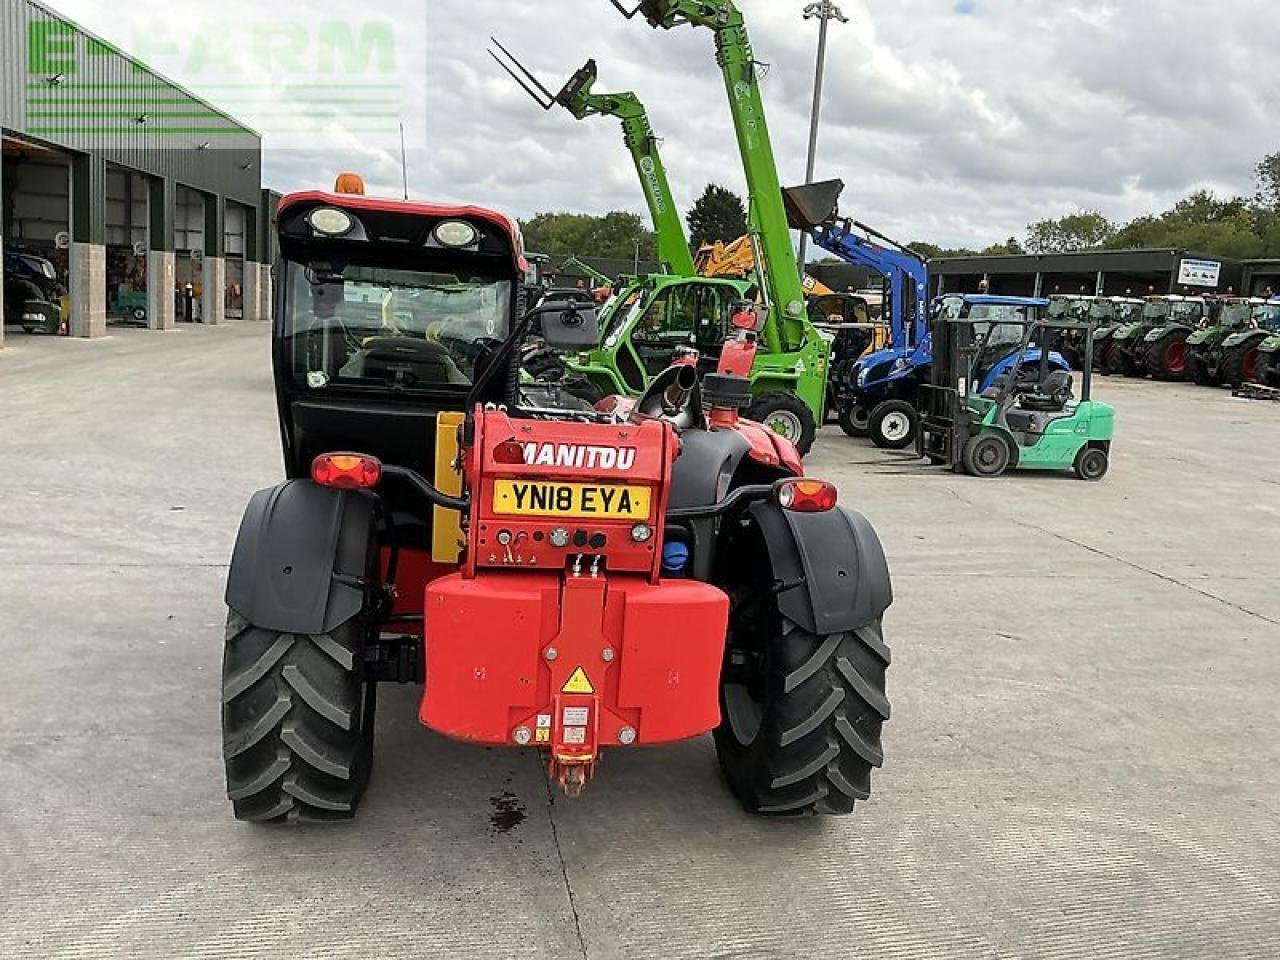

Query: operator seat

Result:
[1018,370,1074,411]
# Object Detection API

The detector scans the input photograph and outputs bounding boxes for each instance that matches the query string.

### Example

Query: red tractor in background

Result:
[221,178,892,820]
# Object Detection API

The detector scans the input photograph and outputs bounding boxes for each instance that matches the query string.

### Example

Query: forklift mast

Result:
[616,0,810,355]
[491,45,696,278]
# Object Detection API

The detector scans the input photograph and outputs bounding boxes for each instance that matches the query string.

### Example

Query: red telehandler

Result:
[221,177,892,820]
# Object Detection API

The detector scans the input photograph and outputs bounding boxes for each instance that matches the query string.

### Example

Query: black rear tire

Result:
[837,403,870,438]
[1258,352,1280,388]
[1146,333,1188,381]
[715,615,890,817]
[1219,344,1258,388]
[745,392,817,455]
[1074,446,1110,481]
[222,612,375,823]
[1188,352,1215,386]
[962,433,1010,478]
[868,399,918,451]
[1106,343,1136,377]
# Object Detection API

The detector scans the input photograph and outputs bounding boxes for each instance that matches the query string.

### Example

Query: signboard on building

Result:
[1178,258,1222,288]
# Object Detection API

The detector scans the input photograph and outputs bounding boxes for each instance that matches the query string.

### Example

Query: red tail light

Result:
[775,479,838,513]
[493,439,527,465]
[311,453,382,489]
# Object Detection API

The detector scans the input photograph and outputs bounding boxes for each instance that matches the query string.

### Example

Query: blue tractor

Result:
[785,180,1069,449]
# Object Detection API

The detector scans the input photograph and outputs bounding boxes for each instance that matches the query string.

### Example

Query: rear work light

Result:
[774,479,838,513]
[311,453,383,490]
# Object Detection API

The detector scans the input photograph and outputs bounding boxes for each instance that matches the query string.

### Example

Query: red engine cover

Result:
[466,411,679,579]
[422,571,729,750]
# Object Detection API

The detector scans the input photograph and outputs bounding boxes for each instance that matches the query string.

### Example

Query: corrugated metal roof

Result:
[3,0,261,206]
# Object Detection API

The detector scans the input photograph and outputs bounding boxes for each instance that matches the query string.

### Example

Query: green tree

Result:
[1254,152,1280,211]
[981,237,1024,256]
[686,184,748,248]
[521,211,655,261]
[1025,212,1116,254]
[1107,190,1264,259]
[907,241,978,259]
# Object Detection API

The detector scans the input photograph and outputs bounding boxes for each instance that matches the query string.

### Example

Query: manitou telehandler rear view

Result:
[221,177,892,821]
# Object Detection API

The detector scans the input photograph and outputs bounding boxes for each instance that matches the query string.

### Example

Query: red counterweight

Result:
[420,408,730,784]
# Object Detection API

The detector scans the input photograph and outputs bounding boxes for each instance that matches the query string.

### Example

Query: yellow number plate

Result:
[492,481,651,519]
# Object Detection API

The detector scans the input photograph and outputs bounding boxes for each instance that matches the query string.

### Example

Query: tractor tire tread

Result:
[222,612,373,824]
[715,619,889,817]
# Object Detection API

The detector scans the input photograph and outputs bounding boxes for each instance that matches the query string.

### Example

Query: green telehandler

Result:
[491,43,825,452]
[607,0,832,453]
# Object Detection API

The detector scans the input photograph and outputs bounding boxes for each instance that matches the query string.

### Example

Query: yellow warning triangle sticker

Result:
[561,667,595,695]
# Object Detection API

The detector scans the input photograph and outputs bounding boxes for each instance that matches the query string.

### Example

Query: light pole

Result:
[797,1,849,273]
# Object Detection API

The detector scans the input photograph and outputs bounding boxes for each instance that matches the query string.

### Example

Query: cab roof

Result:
[277,190,527,271]
[945,294,1050,308]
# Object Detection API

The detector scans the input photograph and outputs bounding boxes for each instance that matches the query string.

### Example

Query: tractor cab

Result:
[1091,297,1144,371]
[1136,295,1213,380]
[1254,299,1280,388]
[918,295,1113,480]
[1201,297,1280,387]
[1046,294,1095,369]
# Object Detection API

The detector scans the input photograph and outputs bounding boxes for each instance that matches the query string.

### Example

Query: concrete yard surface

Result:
[1,324,1278,959]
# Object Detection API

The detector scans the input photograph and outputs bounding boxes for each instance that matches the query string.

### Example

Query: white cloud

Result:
[43,0,1279,247]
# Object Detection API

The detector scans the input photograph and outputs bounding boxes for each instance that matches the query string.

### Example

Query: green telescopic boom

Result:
[490,44,696,278]
[613,0,810,353]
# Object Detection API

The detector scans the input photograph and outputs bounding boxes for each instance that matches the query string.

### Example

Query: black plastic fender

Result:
[668,429,753,510]
[749,501,893,636]
[225,480,376,635]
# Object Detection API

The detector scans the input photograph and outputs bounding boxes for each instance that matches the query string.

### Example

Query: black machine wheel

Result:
[1145,333,1189,381]
[132,307,147,323]
[1106,343,1136,377]
[715,614,890,817]
[522,346,568,381]
[523,346,604,405]
[1074,446,1110,481]
[837,403,871,438]
[222,612,376,823]
[962,433,1011,478]
[1219,343,1261,388]
[746,392,817,455]
[1188,351,1215,386]
[1257,351,1280,388]
[868,400,918,451]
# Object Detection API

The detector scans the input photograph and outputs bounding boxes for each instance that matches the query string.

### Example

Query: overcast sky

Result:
[48,0,1279,248]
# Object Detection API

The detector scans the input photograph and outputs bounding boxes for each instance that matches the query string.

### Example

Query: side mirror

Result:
[539,301,600,350]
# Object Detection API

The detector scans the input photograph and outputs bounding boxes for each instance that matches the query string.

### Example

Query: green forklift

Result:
[918,295,1115,480]
[492,44,827,452]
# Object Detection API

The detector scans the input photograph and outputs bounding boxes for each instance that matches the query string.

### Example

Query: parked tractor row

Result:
[1094,294,1280,389]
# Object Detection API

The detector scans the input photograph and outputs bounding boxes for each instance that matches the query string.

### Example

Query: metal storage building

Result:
[1,0,271,349]
[931,249,1245,299]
